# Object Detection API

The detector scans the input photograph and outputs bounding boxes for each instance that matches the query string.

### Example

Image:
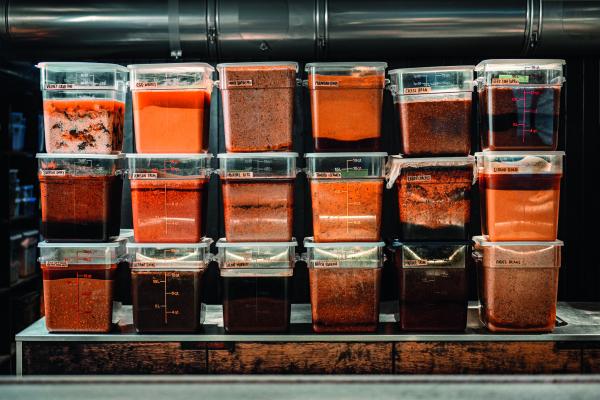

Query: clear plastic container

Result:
[127,239,212,333]
[475,59,566,150]
[473,236,563,333]
[475,151,564,241]
[305,152,386,242]
[37,153,124,242]
[128,63,214,153]
[387,156,476,240]
[127,154,212,243]
[38,240,126,332]
[390,241,469,332]
[304,238,383,333]
[217,62,298,152]
[37,62,128,154]
[306,62,387,151]
[388,66,474,156]
[217,239,296,333]
[19,230,39,279]
[218,153,297,242]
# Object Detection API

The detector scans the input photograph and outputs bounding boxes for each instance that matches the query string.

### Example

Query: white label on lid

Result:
[228,80,253,87]
[132,172,158,179]
[135,82,159,88]
[45,261,68,267]
[313,260,340,268]
[225,261,251,268]
[406,174,432,182]
[315,81,339,87]
[315,172,342,178]
[44,84,110,90]
[133,261,157,268]
[404,87,432,94]
[226,171,254,178]
[403,259,428,267]
[41,170,66,176]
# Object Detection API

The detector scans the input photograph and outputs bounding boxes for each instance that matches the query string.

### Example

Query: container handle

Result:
[385,157,401,190]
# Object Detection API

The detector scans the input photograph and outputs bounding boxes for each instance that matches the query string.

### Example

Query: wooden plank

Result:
[208,342,393,374]
[22,342,207,375]
[394,342,581,374]
[583,349,600,373]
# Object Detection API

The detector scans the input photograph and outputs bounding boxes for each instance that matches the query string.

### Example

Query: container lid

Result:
[217,61,298,72]
[216,238,296,277]
[127,153,212,179]
[475,59,566,86]
[37,62,128,91]
[305,62,387,88]
[37,153,125,176]
[303,237,384,269]
[390,240,470,269]
[126,238,212,270]
[304,238,385,248]
[472,235,563,269]
[305,62,387,72]
[305,152,387,179]
[472,235,564,247]
[218,152,297,179]
[216,239,298,248]
[128,62,214,90]
[38,240,126,266]
[475,151,565,175]
[388,65,474,95]
[386,155,476,188]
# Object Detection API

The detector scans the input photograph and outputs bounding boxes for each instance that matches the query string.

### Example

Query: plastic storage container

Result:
[217,239,296,333]
[37,62,127,154]
[19,230,39,278]
[37,153,124,242]
[217,62,298,152]
[38,240,125,332]
[473,236,563,333]
[475,59,566,150]
[387,156,475,240]
[127,154,212,243]
[127,239,212,333]
[305,152,386,242]
[476,151,563,241]
[306,62,387,151]
[128,63,214,153]
[305,238,383,333]
[388,66,474,156]
[218,153,297,242]
[391,241,468,332]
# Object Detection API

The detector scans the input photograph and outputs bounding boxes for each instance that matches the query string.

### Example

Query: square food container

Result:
[127,238,212,333]
[38,240,126,332]
[218,153,297,242]
[217,239,296,333]
[37,153,124,242]
[217,62,298,152]
[304,238,383,333]
[473,236,563,333]
[128,63,214,153]
[306,62,387,151]
[390,241,469,332]
[475,59,566,151]
[127,154,212,243]
[475,151,564,241]
[37,62,128,154]
[305,152,386,242]
[388,66,474,156]
[387,156,476,240]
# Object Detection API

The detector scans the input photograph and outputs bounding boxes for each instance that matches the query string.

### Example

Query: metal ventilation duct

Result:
[1,0,600,60]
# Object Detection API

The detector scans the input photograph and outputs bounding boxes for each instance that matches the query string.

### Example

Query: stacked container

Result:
[216,62,299,332]
[386,65,476,332]
[36,62,128,333]
[126,63,216,333]
[474,59,566,332]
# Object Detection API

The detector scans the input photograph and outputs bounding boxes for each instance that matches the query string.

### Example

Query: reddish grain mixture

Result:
[42,264,116,332]
[399,97,471,156]
[130,179,208,243]
[308,75,384,151]
[310,180,383,242]
[220,65,296,152]
[309,268,381,333]
[222,180,294,242]
[478,245,560,332]
[39,174,122,242]
[43,99,125,153]
[397,167,472,240]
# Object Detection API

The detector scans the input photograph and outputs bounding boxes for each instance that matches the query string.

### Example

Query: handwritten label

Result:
[41,170,66,176]
[132,172,158,179]
[135,81,159,88]
[226,171,254,178]
[315,172,342,178]
[494,259,523,266]
[228,79,253,87]
[313,260,340,268]
[492,75,529,85]
[132,261,157,268]
[407,174,432,182]
[45,261,68,268]
[403,259,428,267]
[44,84,109,90]
[315,81,339,87]
[404,87,432,94]
[225,261,251,268]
